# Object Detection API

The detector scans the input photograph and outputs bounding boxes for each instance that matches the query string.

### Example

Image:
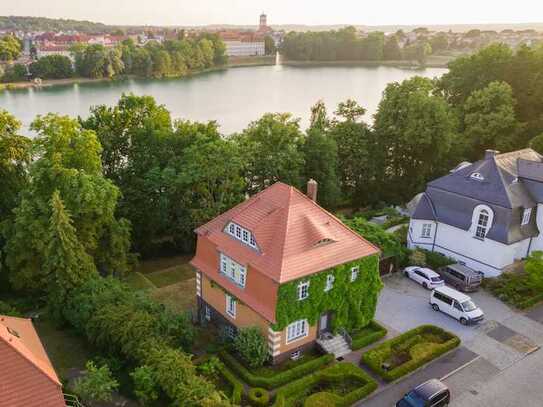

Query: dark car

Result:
[437,263,483,292]
[396,379,450,407]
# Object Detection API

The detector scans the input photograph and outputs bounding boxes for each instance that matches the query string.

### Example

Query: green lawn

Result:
[124,272,155,290]
[124,255,197,313]
[146,266,194,288]
[34,317,94,379]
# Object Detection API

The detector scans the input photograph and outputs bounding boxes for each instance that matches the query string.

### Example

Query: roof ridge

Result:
[496,148,535,159]
[277,186,295,276]
[0,322,61,387]
[492,157,514,208]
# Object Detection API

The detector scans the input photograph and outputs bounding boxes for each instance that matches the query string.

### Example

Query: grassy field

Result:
[34,317,94,379]
[126,255,196,313]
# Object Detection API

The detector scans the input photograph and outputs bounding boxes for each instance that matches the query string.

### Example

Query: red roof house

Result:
[0,315,65,407]
[191,181,381,363]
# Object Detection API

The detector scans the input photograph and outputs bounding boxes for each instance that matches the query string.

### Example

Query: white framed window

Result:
[225,222,257,249]
[475,209,489,239]
[290,350,302,360]
[286,319,308,343]
[421,223,432,238]
[522,208,532,226]
[226,294,236,318]
[219,253,247,288]
[351,266,359,282]
[205,305,211,321]
[324,274,335,292]
[297,281,310,300]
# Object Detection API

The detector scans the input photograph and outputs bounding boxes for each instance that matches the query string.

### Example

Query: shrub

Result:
[484,269,543,310]
[131,365,159,406]
[233,326,269,368]
[409,250,427,266]
[74,361,119,404]
[248,387,270,406]
[304,392,340,407]
[351,320,388,350]
[421,249,455,270]
[361,325,460,382]
[273,363,377,407]
[1,63,27,83]
[0,300,22,316]
[219,350,334,389]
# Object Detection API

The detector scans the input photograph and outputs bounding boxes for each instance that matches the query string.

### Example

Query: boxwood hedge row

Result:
[219,350,334,390]
[361,324,460,382]
[273,363,378,407]
[350,320,388,350]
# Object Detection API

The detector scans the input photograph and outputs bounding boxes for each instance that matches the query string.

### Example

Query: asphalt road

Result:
[356,346,478,407]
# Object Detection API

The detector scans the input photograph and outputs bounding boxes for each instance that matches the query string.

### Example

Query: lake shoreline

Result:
[0,56,278,91]
[0,55,451,91]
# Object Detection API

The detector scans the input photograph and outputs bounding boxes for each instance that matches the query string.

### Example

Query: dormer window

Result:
[522,208,532,226]
[225,222,257,249]
[470,172,484,181]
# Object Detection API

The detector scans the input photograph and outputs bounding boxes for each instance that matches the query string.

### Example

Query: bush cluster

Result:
[483,271,543,310]
[350,320,388,350]
[219,350,334,390]
[361,325,460,382]
[61,277,228,406]
[233,327,269,369]
[273,363,378,407]
[248,387,270,406]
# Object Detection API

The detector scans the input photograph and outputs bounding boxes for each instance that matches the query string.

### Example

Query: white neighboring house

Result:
[224,40,265,57]
[408,149,543,277]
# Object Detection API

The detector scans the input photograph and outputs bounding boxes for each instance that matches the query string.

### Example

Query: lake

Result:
[0,64,447,136]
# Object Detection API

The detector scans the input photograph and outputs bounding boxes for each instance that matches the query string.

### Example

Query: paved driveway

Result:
[375,273,515,343]
[374,273,543,406]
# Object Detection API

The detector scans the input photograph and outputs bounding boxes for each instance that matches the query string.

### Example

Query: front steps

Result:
[317,332,351,358]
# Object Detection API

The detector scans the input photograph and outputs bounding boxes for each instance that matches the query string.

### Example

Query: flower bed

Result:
[361,325,460,382]
[350,320,388,350]
[273,363,378,407]
[219,350,334,390]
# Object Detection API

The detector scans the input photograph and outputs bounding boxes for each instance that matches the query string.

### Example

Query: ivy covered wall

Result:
[272,255,383,333]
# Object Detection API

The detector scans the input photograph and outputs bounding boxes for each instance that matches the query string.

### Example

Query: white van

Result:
[430,286,484,325]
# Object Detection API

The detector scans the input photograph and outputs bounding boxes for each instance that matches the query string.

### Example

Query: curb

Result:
[440,355,481,381]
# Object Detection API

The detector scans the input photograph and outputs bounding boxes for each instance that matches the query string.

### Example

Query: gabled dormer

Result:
[225,221,259,250]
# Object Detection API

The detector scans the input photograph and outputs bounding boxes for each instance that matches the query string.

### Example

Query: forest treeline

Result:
[1,34,227,82]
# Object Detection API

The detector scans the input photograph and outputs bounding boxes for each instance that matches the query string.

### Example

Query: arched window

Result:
[475,209,489,239]
[471,205,494,240]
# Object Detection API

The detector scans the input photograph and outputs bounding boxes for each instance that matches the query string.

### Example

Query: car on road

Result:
[430,286,484,325]
[436,263,483,292]
[404,266,445,290]
[396,378,450,407]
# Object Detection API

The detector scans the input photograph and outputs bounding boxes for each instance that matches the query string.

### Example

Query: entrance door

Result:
[319,312,329,333]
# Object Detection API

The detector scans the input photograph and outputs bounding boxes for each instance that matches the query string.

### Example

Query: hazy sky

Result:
[1,0,541,26]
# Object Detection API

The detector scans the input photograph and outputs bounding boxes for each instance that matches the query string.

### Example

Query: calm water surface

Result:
[0,64,447,135]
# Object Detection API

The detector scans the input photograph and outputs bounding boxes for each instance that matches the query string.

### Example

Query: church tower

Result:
[259,13,267,31]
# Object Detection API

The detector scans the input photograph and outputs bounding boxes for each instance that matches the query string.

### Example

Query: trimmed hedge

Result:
[219,350,334,390]
[273,363,377,407]
[248,387,270,406]
[351,320,388,350]
[217,361,243,404]
[361,325,460,382]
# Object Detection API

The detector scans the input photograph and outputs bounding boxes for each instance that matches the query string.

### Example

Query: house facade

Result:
[0,315,66,407]
[408,149,543,277]
[191,181,381,363]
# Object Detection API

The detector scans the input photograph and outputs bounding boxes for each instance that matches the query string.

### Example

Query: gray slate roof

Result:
[412,149,542,244]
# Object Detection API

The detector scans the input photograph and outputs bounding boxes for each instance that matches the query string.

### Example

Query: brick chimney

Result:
[307,179,318,202]
[485,149,499,159]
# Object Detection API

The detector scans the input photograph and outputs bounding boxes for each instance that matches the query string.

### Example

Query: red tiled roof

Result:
[0,315,65,407]
[195,182,380,284]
